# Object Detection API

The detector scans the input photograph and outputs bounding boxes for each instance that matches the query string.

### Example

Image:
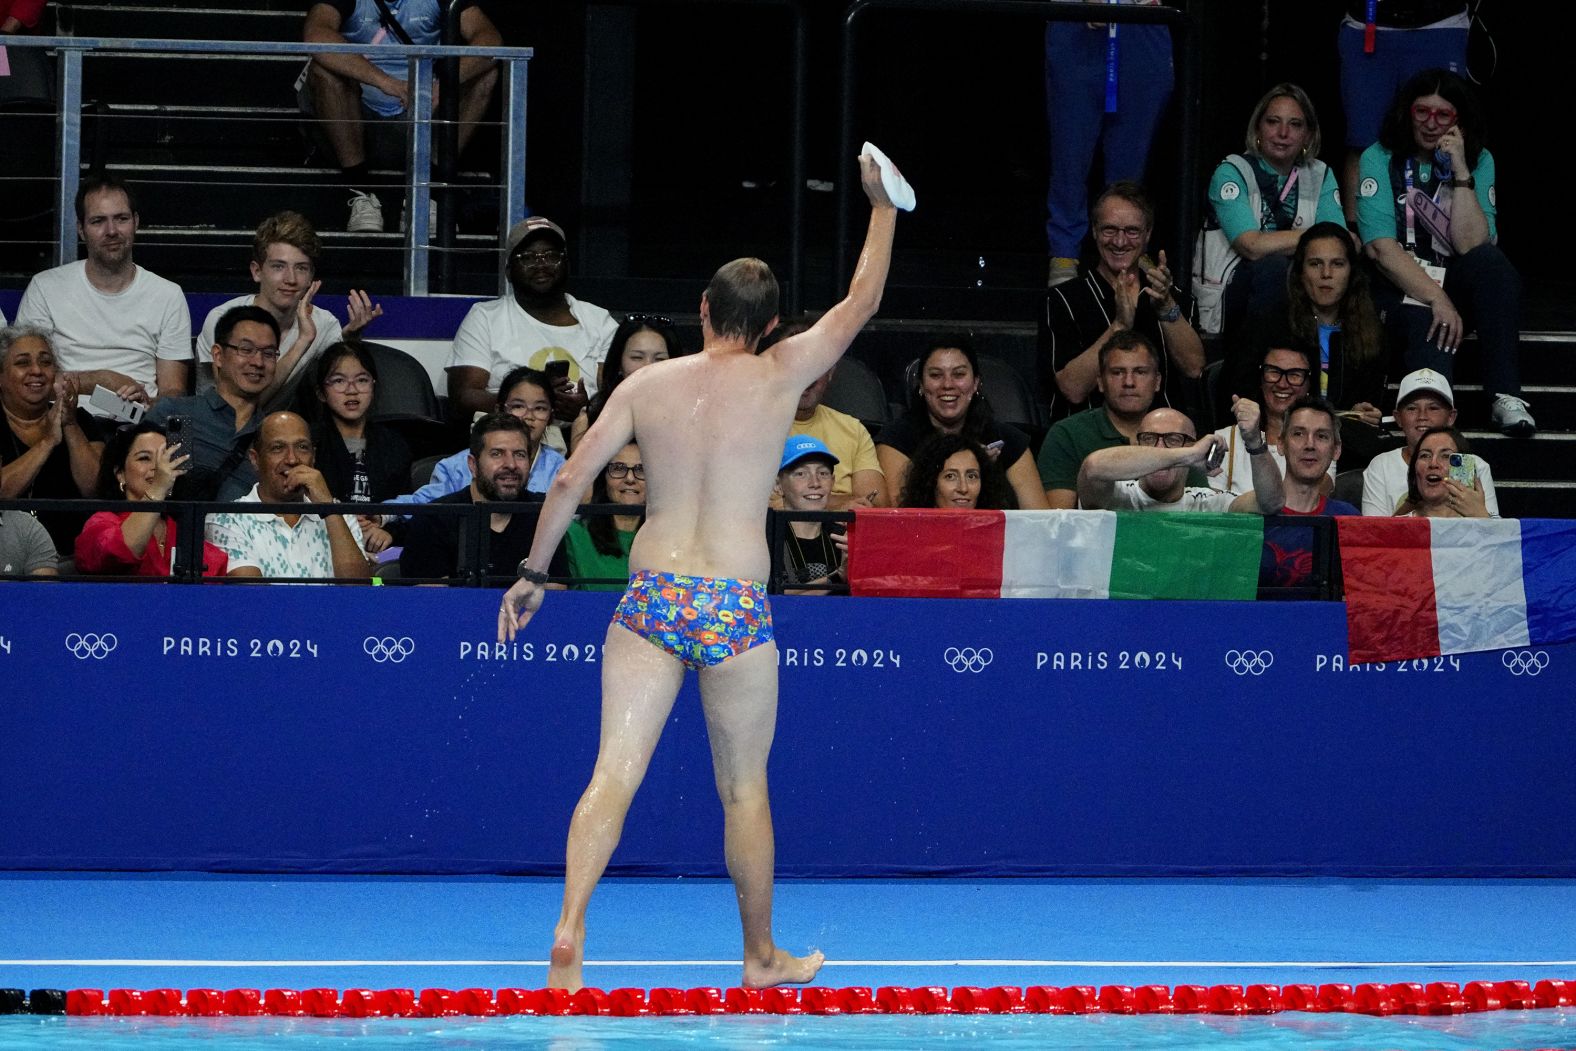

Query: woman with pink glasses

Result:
[1355,68,1533,437]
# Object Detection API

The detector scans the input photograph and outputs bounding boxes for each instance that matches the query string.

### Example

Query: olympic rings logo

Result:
[364,636,415,663]
[943,647,993,673]
[1224,649,1274,676]
[1502,650,1550,677]
[64,633,118,660]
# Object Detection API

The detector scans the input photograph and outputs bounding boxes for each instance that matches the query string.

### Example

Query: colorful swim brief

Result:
[612,570,774,670]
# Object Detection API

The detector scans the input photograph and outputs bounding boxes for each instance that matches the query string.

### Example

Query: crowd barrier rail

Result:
[3,498,1335,597]
[1,34,534,296]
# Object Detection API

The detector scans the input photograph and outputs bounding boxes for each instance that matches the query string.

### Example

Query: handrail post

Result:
[435,0,463,295]
[54,46,84,267]
[786,2,807,316]
[403,55,435,295]
[500,56,529,293]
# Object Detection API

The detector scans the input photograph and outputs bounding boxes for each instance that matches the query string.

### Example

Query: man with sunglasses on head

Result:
[1077,399,1284,514]
[145,305,282,501]
[446,217,619,450]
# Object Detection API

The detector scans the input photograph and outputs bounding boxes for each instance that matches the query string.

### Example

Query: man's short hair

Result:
[1284,394,1342,443]
[469,412,530,459]
[75,171,138,224]
[1090,180,1154,232]
[1097,328,1161,373]
[496,365,552,409]
[704,258,779,345]
[215,305,282,348]
[252,211,321,265]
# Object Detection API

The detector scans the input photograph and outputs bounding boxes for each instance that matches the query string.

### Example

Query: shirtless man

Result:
[497,156,898,992]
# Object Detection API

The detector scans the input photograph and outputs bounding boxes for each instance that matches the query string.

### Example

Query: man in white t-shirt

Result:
[1360,368,1499,517]
[1079,403,1284,514]
[445,217,619,426]
[16,173,190,407]
[196,210,383,413]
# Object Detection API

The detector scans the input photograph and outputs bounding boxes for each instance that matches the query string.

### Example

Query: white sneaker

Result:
[347,190,384,233]
[1491,393,1536,437]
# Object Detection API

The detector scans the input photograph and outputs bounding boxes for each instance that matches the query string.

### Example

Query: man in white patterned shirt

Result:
[205,411,372,580]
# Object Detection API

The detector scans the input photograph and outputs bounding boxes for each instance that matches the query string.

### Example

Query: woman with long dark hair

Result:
[875,338,1045,509]
[569,315,682,451]
[1356,68,1532,436]
[897,432,1013,511]
[310,341,412,553]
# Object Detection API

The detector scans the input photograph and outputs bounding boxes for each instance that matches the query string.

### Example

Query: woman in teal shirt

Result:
[1355,68,1532,436]
[564,441,644,590]
[1201,83,1345,414]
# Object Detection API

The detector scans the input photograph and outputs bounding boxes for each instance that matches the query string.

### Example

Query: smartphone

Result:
[543,359,571,382]
[1447,453,1477,488]
[165,415,190,454]
[1205,437,1226,472]
[87,384,145,424]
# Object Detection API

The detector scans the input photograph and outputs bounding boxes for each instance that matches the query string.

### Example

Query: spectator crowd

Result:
[0,0,1530,596]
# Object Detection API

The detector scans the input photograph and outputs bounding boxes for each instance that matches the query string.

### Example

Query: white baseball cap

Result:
[1396,368,1454,408]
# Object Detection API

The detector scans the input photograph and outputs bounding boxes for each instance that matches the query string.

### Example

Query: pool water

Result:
[4,1012,1576,1050]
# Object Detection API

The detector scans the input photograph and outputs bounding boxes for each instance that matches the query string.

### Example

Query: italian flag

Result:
[1337,517,1576,664]
[848,509,1263,600]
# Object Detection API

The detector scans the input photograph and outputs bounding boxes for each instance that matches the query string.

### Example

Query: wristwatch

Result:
[516,560,549,585]
[1244,438,1269,456]
[1157,301,1182,323]
[1450,175,1476,190]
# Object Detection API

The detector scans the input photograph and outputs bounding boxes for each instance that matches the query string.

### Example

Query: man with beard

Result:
[1037,180,1205,423]
[196,211,383,412]
[147,306,281,501]
[399,413,566,582]
[205,411,372,580]
[16,172,191,409]
[445,218,619,444]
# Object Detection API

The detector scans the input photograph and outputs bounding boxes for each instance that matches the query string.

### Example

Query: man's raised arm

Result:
[1077,436,1220,510]
[769,154,899,387]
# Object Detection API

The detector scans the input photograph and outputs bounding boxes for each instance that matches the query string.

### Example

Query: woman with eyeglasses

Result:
[563,442,644,591]
[1211,338,1327,497]
[569,315,682,453]
[1197,84,1345,344]
[310,342,412,553]
[0,324,104,557]
[75,421,229,578]
[1357,68,1532,437]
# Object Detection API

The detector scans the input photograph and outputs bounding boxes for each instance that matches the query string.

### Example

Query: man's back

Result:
[623,348,803,583]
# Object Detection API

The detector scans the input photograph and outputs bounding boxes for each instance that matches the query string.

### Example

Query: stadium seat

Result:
[822,356,890,428]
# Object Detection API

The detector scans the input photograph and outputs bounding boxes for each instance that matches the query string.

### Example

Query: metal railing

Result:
[835,0,1202,295]
[2,35,533,296]
[4,496,1342,600]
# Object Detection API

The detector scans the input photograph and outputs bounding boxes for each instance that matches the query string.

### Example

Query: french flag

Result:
[1337,517,1576,664]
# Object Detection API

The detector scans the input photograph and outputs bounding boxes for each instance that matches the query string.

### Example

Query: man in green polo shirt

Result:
[1039,329,1166,508]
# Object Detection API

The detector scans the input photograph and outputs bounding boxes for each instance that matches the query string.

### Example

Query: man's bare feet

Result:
[742,947,825,988]
[546,933,584,992]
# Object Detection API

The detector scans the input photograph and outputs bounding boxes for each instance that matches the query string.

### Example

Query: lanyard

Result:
[1364,0,1377,53]
[1278,166,1299,205]
[1104,1,1120,114]
[1403,158,1417,250]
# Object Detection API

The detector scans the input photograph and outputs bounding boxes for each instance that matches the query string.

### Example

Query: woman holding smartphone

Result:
[1400,426,1490,518]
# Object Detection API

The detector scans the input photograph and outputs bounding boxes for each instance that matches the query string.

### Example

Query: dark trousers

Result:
[1377,243,1523,399]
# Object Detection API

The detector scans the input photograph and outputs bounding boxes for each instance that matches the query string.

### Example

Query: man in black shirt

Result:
[1038,181,1206,424]
[399,414,564,583]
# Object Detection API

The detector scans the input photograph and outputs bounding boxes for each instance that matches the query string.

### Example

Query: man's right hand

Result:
[1113,270,1141,329]
[1185,434,1225,475]
[498,578,546,642]
[857,154,896,210]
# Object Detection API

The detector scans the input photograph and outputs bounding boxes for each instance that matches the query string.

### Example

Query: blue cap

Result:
[780,434,840,472]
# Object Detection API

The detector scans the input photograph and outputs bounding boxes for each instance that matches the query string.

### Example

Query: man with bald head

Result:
[1077,399,1284,514]
[205,411,372,580]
